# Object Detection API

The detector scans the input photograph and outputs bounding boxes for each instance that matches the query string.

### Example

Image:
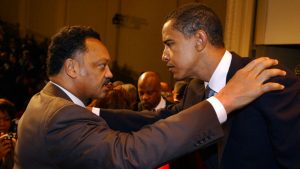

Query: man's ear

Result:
[64,58,78,78]
[195,30,207,51]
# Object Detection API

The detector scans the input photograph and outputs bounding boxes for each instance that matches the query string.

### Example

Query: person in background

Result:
[172,80,188,103]
[138,71,173,111]
[160,81,174,103]
[112,80,124,88]
[89,85,132,110]
[122,83,138,110]
[0,98,17,169]
[14,26,285,169]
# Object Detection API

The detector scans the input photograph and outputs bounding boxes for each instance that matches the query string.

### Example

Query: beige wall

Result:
[0,0,20,23]
[0,0,226,82]
[255,0,300,44]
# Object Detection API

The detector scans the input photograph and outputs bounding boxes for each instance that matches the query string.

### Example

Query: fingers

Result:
[261,82,285,93]
[242,57,273,71]
[12,138,17,148]
[247,58,279,77]
[256,68,286,83]
[0,141,12,153]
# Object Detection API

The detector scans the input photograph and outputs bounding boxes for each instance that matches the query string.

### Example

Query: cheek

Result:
[179,51,195,67]
[98,72,107,83]
[172,49,188,65]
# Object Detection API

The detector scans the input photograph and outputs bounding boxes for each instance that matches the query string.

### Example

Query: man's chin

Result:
[142,104,153,110]
[173,74,185,81]
[96,87,109,99]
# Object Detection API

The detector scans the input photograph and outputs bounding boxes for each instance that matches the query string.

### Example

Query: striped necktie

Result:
[205,85,216,98]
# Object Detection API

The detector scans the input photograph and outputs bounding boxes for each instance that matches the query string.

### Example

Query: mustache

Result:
[103,78,111,86]
[103,78,112,86]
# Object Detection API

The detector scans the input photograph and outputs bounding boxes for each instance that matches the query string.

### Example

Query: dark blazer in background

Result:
[203,53,300,169]
[14,82,223,169]
[137,97,174,112]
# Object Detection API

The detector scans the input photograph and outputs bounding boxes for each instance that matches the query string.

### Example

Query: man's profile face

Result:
[138,79,161,111]
[75,38,113,100]
[162,20,201,80]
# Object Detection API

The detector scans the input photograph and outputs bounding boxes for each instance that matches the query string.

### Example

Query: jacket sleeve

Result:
[46,100,223,169]
[100,108,176,132]
[256,68,300,169]
[100,79,206,133]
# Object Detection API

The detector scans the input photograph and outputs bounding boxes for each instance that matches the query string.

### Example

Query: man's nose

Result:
[142,95,150,101]
[105,66,113,79]
[162,49,169,62]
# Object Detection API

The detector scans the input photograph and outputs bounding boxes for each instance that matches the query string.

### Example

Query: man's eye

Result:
[166,42,174,47]
[98,64,105,69]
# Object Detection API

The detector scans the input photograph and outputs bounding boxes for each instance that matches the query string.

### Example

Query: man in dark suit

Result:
[161,3,300,169]
[137,71,173,111]
[14,26,284,169]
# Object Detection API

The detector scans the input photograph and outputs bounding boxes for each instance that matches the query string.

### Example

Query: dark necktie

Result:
[205,85,216,98]
[205,85,228,169]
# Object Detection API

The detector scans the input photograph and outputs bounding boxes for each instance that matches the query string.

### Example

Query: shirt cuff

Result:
[206,96,227,124]
[92,107,100,116]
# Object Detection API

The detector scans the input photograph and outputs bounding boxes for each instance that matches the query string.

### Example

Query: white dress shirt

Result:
[50,81,100,116]
[154,96,167,111]
[206,50,232,123]
[50,81,85,107]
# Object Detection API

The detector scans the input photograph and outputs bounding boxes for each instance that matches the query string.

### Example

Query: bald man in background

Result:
[137,71,173,111]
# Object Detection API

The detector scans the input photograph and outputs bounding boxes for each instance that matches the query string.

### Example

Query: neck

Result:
[49,75,87,104]
[196,46,226,82]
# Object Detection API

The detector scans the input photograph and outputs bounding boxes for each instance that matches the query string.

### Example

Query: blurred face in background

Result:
[0,111,11,133]
[138,78,161,111]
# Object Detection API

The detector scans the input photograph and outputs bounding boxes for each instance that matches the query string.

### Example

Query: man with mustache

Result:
[14,25,284,169]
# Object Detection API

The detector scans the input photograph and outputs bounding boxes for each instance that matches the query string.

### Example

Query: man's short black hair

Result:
[165,3,224,48]
[47,26,101,76]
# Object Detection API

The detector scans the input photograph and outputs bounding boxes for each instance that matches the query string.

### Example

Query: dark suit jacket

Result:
[203,53,300,169]
[167,79,208,169]
[137,97,174,112]
[14,82,223,169]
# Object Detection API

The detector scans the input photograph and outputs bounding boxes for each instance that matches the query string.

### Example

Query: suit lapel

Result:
[182,79,205,109]
[219,53,252,166]
[43,82,73,102]
[226,52,252,82]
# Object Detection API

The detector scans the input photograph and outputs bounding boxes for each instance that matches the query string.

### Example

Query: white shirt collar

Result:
[155,96,166,111]
[50,81,86,107]
[205,50,232,92]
